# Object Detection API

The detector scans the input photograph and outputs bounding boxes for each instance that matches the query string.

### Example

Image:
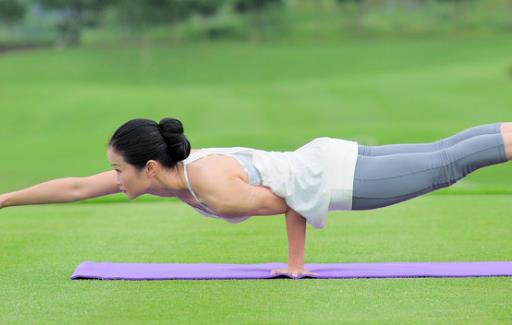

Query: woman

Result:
[1,118,511,278]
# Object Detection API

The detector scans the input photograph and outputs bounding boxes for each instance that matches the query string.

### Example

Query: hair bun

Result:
[158,118,190,161]
[158,118,184,135]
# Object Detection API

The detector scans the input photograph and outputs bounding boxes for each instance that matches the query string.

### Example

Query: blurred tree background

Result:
[1,0,512,48]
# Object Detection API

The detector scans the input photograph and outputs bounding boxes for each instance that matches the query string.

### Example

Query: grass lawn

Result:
[1,32,511,323]
[1,195,511,323]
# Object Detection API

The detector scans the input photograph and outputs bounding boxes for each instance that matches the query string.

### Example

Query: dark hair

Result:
[108,118,191,171]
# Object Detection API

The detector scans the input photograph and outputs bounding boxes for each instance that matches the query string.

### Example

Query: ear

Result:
[145,160,160,176]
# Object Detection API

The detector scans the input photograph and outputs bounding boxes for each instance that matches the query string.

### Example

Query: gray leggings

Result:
[352,122,509,210]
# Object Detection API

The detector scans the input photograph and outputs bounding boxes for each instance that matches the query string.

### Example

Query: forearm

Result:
[285,207,307,267]
[0,177,82,208]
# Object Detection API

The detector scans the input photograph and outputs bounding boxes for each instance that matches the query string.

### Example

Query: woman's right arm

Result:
[0,170,120,209]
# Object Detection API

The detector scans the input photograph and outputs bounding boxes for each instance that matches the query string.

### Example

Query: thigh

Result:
[351,151,443,210]
[351,133,508,210]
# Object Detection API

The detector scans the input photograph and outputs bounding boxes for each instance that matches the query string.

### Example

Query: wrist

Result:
[288,259,304,268]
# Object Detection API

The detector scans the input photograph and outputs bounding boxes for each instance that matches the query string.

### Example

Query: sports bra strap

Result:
[181,150,215,213]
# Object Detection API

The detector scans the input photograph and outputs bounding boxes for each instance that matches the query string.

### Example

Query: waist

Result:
[326,138,359,210]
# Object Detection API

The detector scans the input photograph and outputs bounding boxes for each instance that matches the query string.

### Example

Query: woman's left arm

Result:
[196,173,316,277]
[285,207,307,267]
[201,177,288,217]
[271,207,317,277]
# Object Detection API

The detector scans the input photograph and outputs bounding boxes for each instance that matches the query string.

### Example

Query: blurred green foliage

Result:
[1,0,511,47]
[0,0,26,25]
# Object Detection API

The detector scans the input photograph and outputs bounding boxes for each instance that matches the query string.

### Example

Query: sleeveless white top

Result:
[181,137,359,229]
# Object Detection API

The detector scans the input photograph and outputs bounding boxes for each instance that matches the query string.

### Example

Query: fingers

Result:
[271,268,318,277]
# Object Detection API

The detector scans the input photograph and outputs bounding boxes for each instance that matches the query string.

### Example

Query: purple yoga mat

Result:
[70,261,512,280]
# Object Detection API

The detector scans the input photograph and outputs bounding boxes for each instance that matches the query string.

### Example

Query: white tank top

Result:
[181,137,359,229]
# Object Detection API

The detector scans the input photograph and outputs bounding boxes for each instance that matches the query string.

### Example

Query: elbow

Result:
[70,178,86,202]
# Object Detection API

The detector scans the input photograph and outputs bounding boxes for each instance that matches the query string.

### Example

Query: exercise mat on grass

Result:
[70,261,512,280]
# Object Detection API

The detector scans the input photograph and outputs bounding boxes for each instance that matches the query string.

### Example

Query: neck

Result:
[149,162,189,198]
[174,162,188,192]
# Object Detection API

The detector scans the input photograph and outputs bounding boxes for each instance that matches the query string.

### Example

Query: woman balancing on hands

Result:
[1,118,511,277]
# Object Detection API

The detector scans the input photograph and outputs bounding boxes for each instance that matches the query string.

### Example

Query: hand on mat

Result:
[271,266,317,277]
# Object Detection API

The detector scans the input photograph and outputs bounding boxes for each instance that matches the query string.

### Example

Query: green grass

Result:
[1,196,511,323]
[1,33,512,323]
[1,33,511,196]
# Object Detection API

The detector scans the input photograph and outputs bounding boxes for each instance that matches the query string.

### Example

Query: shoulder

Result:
[186,155,246,209]
[189,155,245,189]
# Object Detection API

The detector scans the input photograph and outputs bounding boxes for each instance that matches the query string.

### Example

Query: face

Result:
[107,146,150,200]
